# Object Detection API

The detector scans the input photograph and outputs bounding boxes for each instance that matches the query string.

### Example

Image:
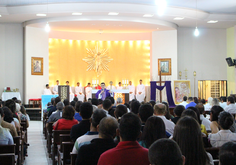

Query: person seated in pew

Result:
[47,102,64,125]
[70,101,76,108]
[0,108,18,137]
[171,105,185,124]
[5,99,21,124]
[76,116,118,165]
[210,105,224,134]
[114,105,128,123]
[53,105,78,130]
[74,101,83,122]
[138,104,154,132]
[72,109,107,154]
[106,97,116,117]
[20,105,30,121]
[15,103,29,128]
[97,99,103,109]
[0,113,14,145]
[196,103,211,132]
[70,102,93,142]
[48,97,61,117]
[219,142,236,165]
[3,107,20,132]
[148,139,185,165]
[208,111,236,147]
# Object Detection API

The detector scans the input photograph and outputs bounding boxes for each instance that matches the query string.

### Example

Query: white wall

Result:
[25,26,49,104]
[0,24,23,101]
[177,28,227,97]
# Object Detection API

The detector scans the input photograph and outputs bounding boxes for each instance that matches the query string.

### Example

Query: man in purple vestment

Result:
[95,82,111,100]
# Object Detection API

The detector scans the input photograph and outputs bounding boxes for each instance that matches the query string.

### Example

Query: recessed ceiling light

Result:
[143,14,154,17]
[36,13,47,17]
[157,28,159,30]
[119,25,122,26]
[72,13,82,15]
[91,24,95,26]
[174,17,184,20]
[0,15,1,17]
[207,20,218,23]
[108,12,119,15]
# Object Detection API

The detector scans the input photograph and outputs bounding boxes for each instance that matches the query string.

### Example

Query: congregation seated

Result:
[162,101,174,120]
[219,142,236,165]
[3,106,20,132]
[97,99,103,109]
[102,99,112,116]
[48,97,61,117]
[97,113,150,165]
[53,105,78,130]
[47,102,64,124]
[154,103,175,135]
[179,96,188,107]
[45,97,55,113]
[116,97,123,105]
[219,96,227,109]
[16,103,29,128]
[171,105,185,124]
[185,97,196,109]
[74,101,83,122]
[148,139,185,165]
[63,99,70,106]
[105,97,116,116]
[138,103,154,131]
[5,99,21,124]
[91,98,99,111]
[76,116,118,165]
[196,103,211,131]
[0,107,17,137]
[225,96,236,114]
[0,112,14,145]
[70,101,76,108]
[208,111,236,147]
[114,104,128,123]
[173,116,214,165]
[204,97,213,112]
[70,102,93,142]
[72,109,107,154]
[130,100,141,114]
[210,105,224,133]
[139,116,166,148]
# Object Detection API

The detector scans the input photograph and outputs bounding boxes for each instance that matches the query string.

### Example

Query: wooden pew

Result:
[70,153,77,165]
[58,142,74,165]
[47,122,54,157]
[52,130,71,165]
[57,134,73,165]
[13,136,21,165]
[0,153,15,165]
[0,144,16,165]
[205,147,219,165]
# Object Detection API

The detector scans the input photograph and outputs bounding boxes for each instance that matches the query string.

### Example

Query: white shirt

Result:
[204,103,212,112]
[116,86,123,90]
[200,114,211,131]
[156,115,175,135]
[43,88,52,95]
[128,85,135,94]
[224,104,236,114]
[85,87,92,95]
[75,86,83,94]
[179,101,188,107]
[107,85,115,90]
[53,85,58,94]
[137,84,145,95]
[208,130,236,147]
[220,102,227,109]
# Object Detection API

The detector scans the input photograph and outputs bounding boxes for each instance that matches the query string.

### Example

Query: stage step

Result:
[26,108,41,121]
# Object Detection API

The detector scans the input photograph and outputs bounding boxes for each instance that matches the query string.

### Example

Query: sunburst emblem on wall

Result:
[83,42,113,77]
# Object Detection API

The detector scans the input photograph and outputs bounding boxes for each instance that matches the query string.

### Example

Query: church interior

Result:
[0,0,236,165]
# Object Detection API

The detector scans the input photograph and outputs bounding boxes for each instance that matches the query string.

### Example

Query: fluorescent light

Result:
[36,13,47,17]
[156,0,167,16]
[72,13,82,15]
[207,20,218,23]
[108,12,119,15]
[174,17,184,20]
[194,27,199,37]
[45,22,50,33]
[143,14,154,17]
[0,15,1,17]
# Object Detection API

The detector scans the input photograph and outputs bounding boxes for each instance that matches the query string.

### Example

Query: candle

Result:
[97,80,99,85]
[122,80,124,84]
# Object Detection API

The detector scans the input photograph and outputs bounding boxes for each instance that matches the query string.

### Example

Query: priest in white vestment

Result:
[75,82,85,102]
[106,81,115,97]
[136,80,145,102]
[116,82,123,90]
[128,81,135,101]
[66,81,74,102]
[53,80,59,94]
[43,84,52,95]
[85,83,92,100]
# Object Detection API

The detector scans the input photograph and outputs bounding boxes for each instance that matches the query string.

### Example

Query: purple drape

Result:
[150,81,176,108]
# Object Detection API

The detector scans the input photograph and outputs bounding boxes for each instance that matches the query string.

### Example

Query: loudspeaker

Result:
[226,57,235,67]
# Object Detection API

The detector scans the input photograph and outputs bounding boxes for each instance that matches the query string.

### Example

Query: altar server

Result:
[43,84,52,95]
[53,80,59,94]
[128,81,135,101]
[66,81,74,102]
[107,81,115,97]
[75,82,85,102]
[116,82,123,90]
[96,82,111,100]
[136,80,145,102]
[85,83,92,100]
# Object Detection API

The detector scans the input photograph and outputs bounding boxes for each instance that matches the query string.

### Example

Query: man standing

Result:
[96,83,111,100]
[75,82,85,102]
[85,83,92,101]
[128,81,135,101]
[136,80,145,102]
[107,81,115,97]
[66,81,74,102]
[43,84,52,95]
[116,82,123,90]
[53,80,59,94]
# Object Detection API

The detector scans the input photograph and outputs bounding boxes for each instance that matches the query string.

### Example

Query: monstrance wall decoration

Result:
[83,42,113,77]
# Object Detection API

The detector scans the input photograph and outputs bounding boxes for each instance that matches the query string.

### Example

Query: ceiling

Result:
[0,1,236,33]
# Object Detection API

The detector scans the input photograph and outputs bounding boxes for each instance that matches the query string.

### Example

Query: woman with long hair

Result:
[173,116,213,165]
[210,105,224,133]
[139,116,166,148]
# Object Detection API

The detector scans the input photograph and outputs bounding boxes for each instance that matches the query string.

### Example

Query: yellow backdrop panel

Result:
[49,39,150,87]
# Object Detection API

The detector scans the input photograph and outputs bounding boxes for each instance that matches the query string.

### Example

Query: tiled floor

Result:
[24,121,51,165]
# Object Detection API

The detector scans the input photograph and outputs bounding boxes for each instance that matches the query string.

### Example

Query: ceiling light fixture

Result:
[194,0,199,37]
[72,13,82,15]
[207,20,218,23]
[157,28,159,30]
[0,15,1,17]
[44,0,50,32]
[36,13,46,17]
[156,0,167,16]
[143,14,154,17]
[174,17,184,20]
[108,12,119,15]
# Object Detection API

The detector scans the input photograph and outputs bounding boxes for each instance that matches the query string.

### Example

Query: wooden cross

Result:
[156,71,166,102]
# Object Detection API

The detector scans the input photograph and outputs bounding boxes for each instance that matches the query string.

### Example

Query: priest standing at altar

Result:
[85,83,92,100]
[128,81,135,101]
[96,82,111,100]
[136,80,145,102]
[75,82,85,102]
[107,81,115,97]
[66,81,74,102]
[53,80,59,94]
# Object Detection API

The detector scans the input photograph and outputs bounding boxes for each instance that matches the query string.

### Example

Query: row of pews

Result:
[0,121,28,165]
[43,113,77,165]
